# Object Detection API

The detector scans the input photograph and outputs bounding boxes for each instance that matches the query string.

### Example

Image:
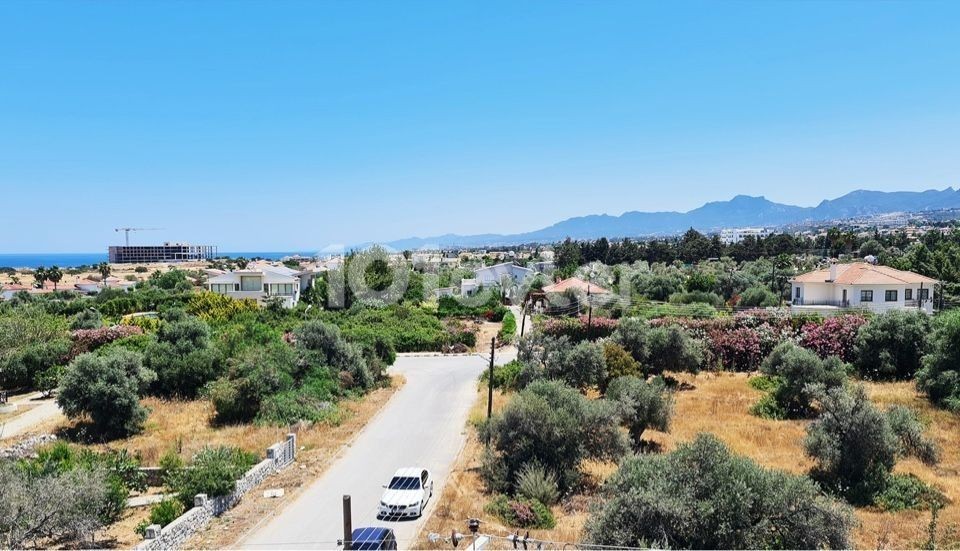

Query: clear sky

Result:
[2,1,960,252]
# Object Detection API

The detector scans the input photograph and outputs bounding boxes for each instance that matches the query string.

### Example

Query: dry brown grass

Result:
[417,373,960,550]
[39,375,403,549]
[185,375,404,549]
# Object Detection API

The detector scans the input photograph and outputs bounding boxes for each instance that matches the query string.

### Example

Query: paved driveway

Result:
[240,354,493,550]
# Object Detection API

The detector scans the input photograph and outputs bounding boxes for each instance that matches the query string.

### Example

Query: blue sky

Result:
[2,1,960,252]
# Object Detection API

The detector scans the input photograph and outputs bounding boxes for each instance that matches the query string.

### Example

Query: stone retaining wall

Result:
[135,433,297,550]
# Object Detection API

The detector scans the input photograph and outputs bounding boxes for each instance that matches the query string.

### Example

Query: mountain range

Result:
[376,187,960,250]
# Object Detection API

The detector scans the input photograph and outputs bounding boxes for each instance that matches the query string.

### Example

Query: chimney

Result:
[828,262,838,282]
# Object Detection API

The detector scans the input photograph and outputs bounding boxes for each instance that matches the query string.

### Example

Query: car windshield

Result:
[388,476,421,490]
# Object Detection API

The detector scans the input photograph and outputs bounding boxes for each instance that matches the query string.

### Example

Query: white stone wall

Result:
[136,433,297,551]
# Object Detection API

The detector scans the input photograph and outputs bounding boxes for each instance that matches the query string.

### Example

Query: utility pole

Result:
[486,337,495,447]
[519,301,527,337]
[342,495,352,551]
[586,282,593,331]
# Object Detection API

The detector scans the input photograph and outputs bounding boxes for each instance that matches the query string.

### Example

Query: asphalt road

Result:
[240,352,508,550]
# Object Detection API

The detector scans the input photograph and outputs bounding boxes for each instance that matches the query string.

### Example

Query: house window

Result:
[240,276,261,292]
[210,284,232,294]
[860,290,873,302]
[795,287,801,299]
[885,290,898,302]
[905,289,913,301]
[267,283,295,295]
[919,288,930,300]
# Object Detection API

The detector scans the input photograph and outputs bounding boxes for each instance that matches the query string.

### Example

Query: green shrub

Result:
[738,286,779,308]
[585,433,854,549]
[610,317,648,363]
[750,392,786,420]
[484,495,555,529]
[498,311,517,343]
[479,359,524,391]
[854,310,930,380]
[602,341,641,386]
[645,324,703,374]
[916,310,960,411]
[760,341,847,418]
[208,344,296,424]
[482,380,628,494]
[874,474,945,512]
[70,308,103,330]
[748,374,780,392]
[514,462,560,506]
[885,405,941,465]
[135,499,186,536]
[167,446,257,509]
[0,305,71,389]
[805,385,897,504]
[145,316,220,398]
[557,341,606,390]
[668,290,724,308]
[255,389,337,425]
[57,349,156,438]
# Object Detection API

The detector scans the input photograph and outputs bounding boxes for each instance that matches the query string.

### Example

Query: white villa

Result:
[461,262,536,297]
[206,264,315,308]
[790,262,938,315]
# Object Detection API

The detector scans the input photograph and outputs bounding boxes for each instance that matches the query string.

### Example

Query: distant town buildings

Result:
[719,227,773,244]
[108,242,217,264]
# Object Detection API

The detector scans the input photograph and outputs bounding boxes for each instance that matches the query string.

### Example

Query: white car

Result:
[378,468,434,519]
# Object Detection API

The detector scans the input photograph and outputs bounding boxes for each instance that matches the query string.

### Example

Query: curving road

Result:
[240,352,510,550]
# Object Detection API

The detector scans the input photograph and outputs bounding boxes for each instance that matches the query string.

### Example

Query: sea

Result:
[0,252,317,269]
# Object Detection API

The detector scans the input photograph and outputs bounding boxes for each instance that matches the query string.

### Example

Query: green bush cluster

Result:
[209,321,375,425]
[166,446,258,509]
[481,380,627,494]
[759,341,847,418]
[498,311,517,343]
[805,385,941,506]
[585,433,854,549]
[484,494,555,529]
[135,499,185,536]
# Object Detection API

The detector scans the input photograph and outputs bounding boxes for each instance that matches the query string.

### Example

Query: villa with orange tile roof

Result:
[542,277,610,295]
[790,262,938,314]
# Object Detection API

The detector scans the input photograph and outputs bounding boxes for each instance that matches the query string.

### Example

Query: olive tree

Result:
[605,375,672,447]
[482,380,628,494]
[761,341,847,417]
[804,385,897,504]
[57,348,155,438]
[586,433,854,549]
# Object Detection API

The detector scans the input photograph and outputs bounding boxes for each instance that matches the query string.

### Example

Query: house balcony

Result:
[791,299,850,308]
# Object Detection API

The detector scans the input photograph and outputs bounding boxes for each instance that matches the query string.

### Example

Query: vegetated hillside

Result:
[380,187,960,248]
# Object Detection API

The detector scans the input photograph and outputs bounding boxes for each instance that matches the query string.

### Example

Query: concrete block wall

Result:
[135,433,296,550]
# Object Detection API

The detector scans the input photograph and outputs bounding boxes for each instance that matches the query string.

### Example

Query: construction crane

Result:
[114,227,163,246]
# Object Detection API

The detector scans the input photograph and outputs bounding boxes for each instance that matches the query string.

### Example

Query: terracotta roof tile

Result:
[543,277,610,294]
[791,262,938,285]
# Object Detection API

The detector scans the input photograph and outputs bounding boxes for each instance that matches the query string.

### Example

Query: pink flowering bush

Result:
[70,325,144,357]
[709,327,764,371]
[799,314,868,362]
[539,315,618,341]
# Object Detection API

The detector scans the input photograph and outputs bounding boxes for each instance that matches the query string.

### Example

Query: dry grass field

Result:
[37,375,403,549]
[417,372,960,550]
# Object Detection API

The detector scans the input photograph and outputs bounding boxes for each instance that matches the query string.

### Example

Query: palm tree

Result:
[46,265,63,291]
[97,262,111,288]
[33,266,47,289]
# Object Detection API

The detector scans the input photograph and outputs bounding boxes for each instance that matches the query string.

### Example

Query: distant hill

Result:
[374,187,960,250]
